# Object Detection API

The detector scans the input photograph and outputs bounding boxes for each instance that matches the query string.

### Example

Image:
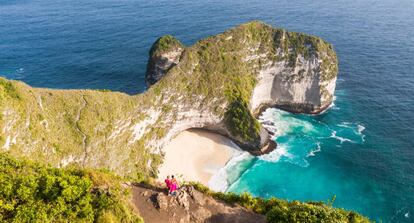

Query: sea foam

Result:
[209,150,254,192]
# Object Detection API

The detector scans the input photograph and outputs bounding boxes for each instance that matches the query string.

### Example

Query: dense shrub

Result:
[224,97,260,142]
[0,153,142,223]
[0,78,20,100]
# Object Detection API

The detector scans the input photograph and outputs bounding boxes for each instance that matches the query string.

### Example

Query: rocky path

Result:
[131,184,266,223]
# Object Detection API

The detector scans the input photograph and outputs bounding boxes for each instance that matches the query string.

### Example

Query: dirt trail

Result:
[74,94,88,167]
[131,184,266,223]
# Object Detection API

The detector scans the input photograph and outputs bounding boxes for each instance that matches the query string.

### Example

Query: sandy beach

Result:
[158,129,239,186]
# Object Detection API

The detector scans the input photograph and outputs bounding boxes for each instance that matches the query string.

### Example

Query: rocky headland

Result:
[0,21,375,223]
[0,21,338,180]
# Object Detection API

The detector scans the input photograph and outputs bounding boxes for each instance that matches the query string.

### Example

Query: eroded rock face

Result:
[145,35,184,87]
[250,53,337,114]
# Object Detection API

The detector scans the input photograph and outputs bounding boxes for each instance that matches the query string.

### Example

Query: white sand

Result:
[158,129,239,186]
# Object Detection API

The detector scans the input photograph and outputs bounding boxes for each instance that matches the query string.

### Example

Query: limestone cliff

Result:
[145,35,184,87]
[0,21,338,179]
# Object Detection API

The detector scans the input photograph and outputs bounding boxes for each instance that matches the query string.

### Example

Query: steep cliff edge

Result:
[145,35,184,87]
[0,21,338,179]
[0,153,370,223]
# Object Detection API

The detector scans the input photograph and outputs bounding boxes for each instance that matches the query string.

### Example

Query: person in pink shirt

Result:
[170,175,179,196]
[164,175,171,192]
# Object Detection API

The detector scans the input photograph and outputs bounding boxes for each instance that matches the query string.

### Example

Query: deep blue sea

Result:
[1,0,413,222]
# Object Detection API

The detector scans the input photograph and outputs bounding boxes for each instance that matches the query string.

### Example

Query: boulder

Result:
[155,193,168,210]
[188,186,206,206]
[176,190,190,211]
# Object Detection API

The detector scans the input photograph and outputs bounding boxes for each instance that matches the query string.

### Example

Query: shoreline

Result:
[157,129,241,188]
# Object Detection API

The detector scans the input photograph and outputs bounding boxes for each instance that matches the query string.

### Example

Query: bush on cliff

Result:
[224,96,260,143]
[188,182,370,223]
[0,153,142,223]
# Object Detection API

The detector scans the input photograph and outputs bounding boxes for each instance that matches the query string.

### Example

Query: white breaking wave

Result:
[307,142,322,157]
[8,68,27,80]
[330,131,353,144]
[357,124,366,142]
[336,122,366,143]
[259,108,316,136]
[259,146,292,162]
[319,95,338,114]
[209,151,253,192]
[212,107,367,192]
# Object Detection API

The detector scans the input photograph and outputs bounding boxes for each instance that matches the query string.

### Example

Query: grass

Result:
[149,35,184,57]
[0,78,20,100]
[0,78,159,180]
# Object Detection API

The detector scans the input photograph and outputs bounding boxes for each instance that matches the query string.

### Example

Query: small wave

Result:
[319,96,338,114]
[330,131,353,144]
[336,122,366,143]
[390,206,409,222]
[5,68,27,80]
[259,146,292,162]
[307,142,321,157]
[209,166,230,192]
[209,151,254,192]
[331,96,340,110]
[358,124,366,142]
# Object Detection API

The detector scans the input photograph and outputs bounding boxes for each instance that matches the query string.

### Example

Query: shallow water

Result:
[1,0,414,222]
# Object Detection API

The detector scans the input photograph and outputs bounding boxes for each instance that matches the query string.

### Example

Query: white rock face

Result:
[149,108,224,154]
[250,54,336,114]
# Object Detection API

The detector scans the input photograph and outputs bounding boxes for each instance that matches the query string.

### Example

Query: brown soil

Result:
[131,183,266,223]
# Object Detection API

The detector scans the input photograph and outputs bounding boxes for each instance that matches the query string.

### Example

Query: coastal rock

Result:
[179,214,191,223]
[145,35,184,87]
[190,207,212,222]
[145,21,337,153]
[176,190,190,211]
[188,186,205,206]
[132,184,271,223]
[155,193,169,210]
[0,21,337,178]
[249,36,337,114]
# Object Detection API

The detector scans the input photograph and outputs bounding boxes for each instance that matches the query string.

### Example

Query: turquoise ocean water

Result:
[1,0,413,222]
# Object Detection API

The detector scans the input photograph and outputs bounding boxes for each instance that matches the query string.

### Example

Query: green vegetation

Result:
[0,154,370,223]
[0,152,142,223]
[149,35,184,57]
[224,96,260,143]
[188,182,370,223]
[0,21,342,222]
[0,78,160,180]
[0,21,338,185]
[0,78,20,100]
[151,21,336,144]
